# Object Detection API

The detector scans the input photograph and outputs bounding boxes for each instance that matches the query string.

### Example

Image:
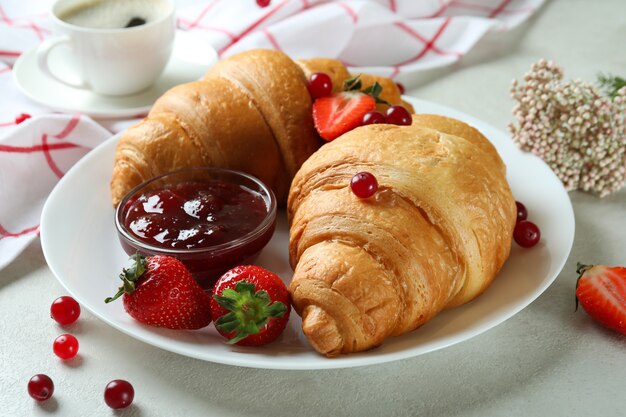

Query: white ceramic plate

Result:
[13,32,217,118]
[40,98,575,370]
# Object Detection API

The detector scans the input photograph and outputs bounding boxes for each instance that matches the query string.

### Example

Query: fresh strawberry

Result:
[105,254,212,330]
[211,265,290,346]
[575,263,626,335]
[313,92,376,141]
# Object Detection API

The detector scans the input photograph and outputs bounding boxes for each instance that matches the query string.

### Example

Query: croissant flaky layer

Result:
[288,115,517,356]
[109,49,409,206]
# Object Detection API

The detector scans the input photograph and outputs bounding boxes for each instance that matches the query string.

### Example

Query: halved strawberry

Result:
[575,263,626,335]
[313,92,376,141]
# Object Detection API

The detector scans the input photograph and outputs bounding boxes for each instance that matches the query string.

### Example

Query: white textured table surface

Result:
[2,0,625,416]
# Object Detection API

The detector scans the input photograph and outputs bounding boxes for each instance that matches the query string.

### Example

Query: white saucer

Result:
[13,32,217,118]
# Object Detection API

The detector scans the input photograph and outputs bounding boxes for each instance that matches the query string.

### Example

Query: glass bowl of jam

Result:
[115,167,277,289]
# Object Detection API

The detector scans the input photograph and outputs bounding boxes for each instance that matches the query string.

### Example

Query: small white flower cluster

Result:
[509,59,626,197]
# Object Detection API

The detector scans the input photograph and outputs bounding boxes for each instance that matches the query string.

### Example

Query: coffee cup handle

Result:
[36,36,87,89]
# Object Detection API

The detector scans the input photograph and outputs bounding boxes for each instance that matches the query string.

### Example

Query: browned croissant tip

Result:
[301,305,343,357]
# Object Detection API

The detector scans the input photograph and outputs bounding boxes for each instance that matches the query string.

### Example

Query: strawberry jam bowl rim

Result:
[114,167,277,257]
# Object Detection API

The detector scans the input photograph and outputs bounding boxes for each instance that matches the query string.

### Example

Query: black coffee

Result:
[125,17,147,28]
[58,0,168,29]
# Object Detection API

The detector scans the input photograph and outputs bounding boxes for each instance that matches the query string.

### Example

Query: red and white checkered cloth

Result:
[0,0,543,269]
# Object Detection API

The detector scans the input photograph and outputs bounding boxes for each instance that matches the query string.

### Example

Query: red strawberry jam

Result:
[123,181,267,250]
[116,170,277,288]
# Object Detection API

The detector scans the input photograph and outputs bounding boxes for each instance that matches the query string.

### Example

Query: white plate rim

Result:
[40,97,575,370]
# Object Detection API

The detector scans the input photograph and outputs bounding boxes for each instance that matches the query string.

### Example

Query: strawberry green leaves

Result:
[344,75,390,105]
[213,280,287,344]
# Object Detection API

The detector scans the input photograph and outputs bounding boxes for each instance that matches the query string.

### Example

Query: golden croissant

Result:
[288,114,517,356]
[109,49,411,206]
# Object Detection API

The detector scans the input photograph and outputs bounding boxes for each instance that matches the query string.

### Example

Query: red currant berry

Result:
[27,374,54,401]
[53,334,79,360]
[104,380,134,409]
[386,105,412,126]
[50,296,81,325]
[396,82,405,94]
[15,113,32,124]
[361,111,387,126]
[515,201,528,223]
[307,72,333,100]
[256,0,271,6]
[513,220,541,248]
[350,172,378,198]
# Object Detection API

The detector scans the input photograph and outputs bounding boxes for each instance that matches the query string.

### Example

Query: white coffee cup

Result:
[37,0,176,96]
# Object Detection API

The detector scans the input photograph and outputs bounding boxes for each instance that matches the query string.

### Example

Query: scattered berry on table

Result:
[104,379,134,409]
[50,296,81,325]
[53,334,79,360]
[27,374,54,401]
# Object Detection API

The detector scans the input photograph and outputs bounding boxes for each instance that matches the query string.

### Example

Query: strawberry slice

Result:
[313,92,376,141]
[576,263,626,335]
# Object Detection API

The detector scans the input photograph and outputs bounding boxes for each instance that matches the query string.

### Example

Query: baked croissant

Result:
[110,49,409,206]
[288,114,517,356]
